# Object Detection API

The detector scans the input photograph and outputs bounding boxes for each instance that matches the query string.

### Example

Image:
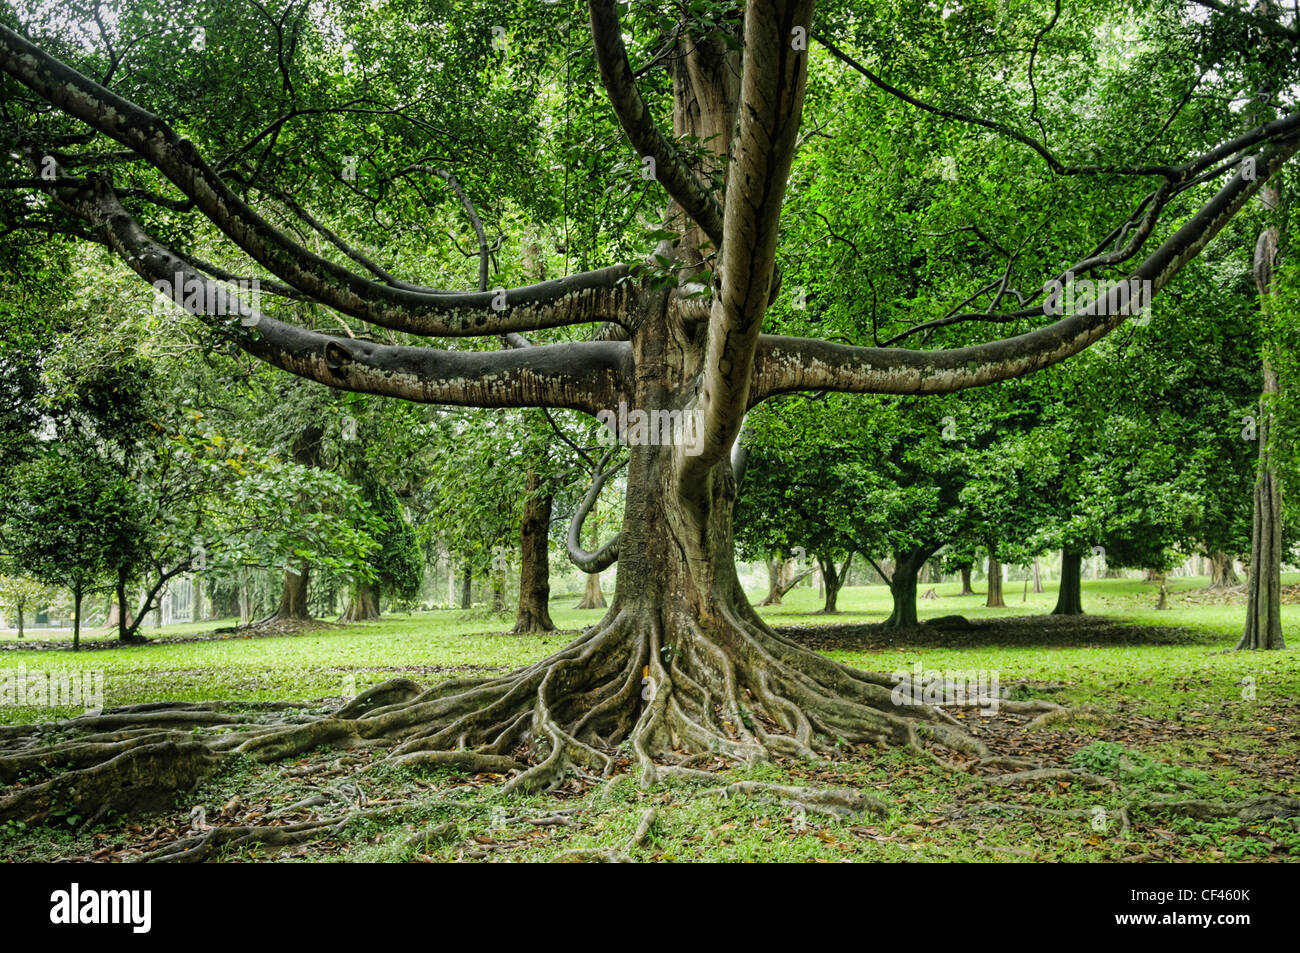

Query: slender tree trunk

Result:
[275,425,324,621]
[490,569,506,614]
[574,492,608,609]
[513,471,556,634]
[460,565,472,609]
[1052,550,1084,615]
[816,554,848,613]
[959,564,974,596]
[72,584,82,652]
[14,596,23,639]
[192,575,203,623]
[1031,558,1042,593]
[985,554,1005,608]
[1239,167,1285,648]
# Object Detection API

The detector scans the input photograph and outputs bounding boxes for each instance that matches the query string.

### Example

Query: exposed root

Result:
[0,601,1012,854]
[552,847,633,863]
[1132,794,1300,823]
[707,780,888,819]
[980,768,1117,790]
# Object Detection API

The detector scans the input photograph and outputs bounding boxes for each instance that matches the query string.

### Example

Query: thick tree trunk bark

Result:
[884,549,927,628]
[959,564,974,596]
[340,581,380,623]
[1052,550,1084,615]
[985,554,1005,608]
[513,471,556,634]
[277,564,311,620]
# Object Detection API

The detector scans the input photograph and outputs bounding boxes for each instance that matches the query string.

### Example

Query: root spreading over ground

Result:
[2,610,1294,862]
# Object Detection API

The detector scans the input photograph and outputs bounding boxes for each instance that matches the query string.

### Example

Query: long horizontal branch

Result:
[51,173,629,413]
[751,126,1300,400]
[0,24,631,337]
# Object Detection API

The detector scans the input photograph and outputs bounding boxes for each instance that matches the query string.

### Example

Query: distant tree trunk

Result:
[192,576,203,623]
[116,572,132,642]
[1240,368,1285,647]
[14,596,23,639]
[275,425,324,621]
[759,558,785,606]
[239,570,252,625]
[72,583,82,652]
[277,564,311,620]
[576,572,607,610]
[490,567,506,613]
[884,548,929,628]
[340,581,380,622]
[1052,550,1084,615]
[1208,551,1241,589]
[815,554,850,613]
[758,557,811,606]
[985,553,1005,608]
[460,565,472,609]
[1031,559,1043,593]
[959,564,974,596]
[1147,570,1169,609]
[573,493,607,609]
[513,471,556,634]
[1238,0,1286,652]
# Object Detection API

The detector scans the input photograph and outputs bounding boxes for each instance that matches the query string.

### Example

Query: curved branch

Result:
[751,125,1300,400]
[0,24,632,337]
[51,172,630,414]
[682,0,813,482]
[566,451,623,573]
[587,0,725,247]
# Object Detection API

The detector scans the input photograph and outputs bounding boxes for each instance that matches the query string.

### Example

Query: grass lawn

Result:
[1,574,1296,862]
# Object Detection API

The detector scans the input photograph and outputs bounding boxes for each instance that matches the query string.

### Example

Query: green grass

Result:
[1,574,1296,862]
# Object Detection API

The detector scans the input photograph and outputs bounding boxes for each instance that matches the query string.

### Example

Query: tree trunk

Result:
[959,564,974,596]
[815,554,848,613]
[576,571,607,610]
[759,557,785,606]
[275,425,324,621]
[14,595,23,639]
[460,565,472,609]
[340,581,380,623]
[192,575,203,623]
[1239,167,1284,649]
[1208,551,1241,589]
[513,471,556,634]
[276,563,311,620]
[1031,558,1043,593]
[1052,550,1084,615]
[985,554,1005,608]
[72,584,82,652]
[490,569,506,613]
[884,549,928,628]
